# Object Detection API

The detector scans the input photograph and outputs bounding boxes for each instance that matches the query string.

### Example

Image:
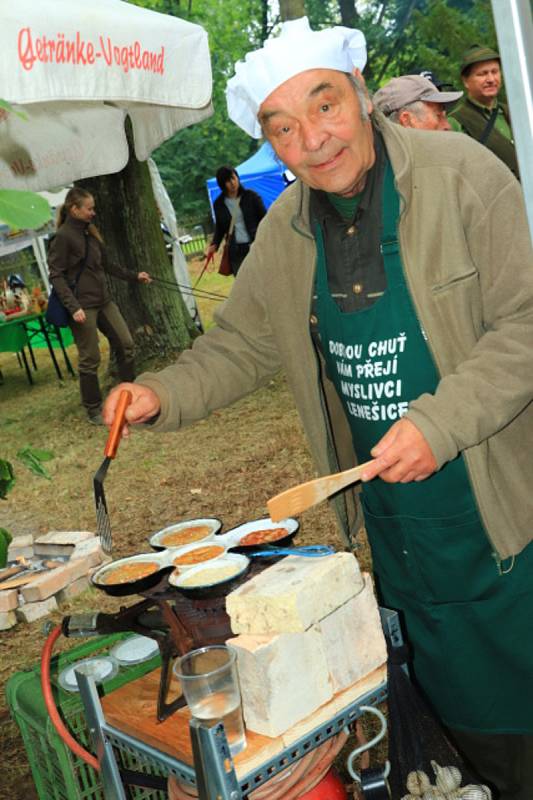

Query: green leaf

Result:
[0,528,11,568]
[0,459,15,499]
[0,98,27,121]
[28,448,55,462]
[16,448,52,480]
[0,190,51,230]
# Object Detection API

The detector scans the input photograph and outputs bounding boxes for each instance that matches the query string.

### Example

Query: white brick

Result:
[227,628,333,737]
[16,596,58,623]
[7,546,34,561]
[70,537,105,566]
[0,610,18,630]
[227,553,363,634]
[34,531,94,557]
[313,573,387,693]
[0,589,19,613]
[56,575,90,603]
[7,535,34,561]
[7,534,33,550]
[21,556,93,602]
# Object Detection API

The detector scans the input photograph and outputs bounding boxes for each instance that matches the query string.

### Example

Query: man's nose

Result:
[300,120,328,151]
[440,117,452,131]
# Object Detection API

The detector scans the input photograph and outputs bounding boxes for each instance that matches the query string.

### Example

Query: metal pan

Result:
[215,516,299,550]
[149,517,222,551]
[166,541,227,572]
[91,552,174,597]
[167,553,250,599]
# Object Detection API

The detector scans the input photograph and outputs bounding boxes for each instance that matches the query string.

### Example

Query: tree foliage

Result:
[140,0,268,229]
[129,0,495,228]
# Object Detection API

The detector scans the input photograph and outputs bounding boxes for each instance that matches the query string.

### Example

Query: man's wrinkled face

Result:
[259,69,375,197]
[401,101,451,131]
[462,59,501,106]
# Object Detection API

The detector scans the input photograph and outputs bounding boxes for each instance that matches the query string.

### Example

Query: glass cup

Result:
[173,645,246,756]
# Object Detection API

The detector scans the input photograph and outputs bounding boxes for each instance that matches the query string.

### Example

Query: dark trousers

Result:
[70,301,135,414]
[229,242,250,276]
[447,728,533,799]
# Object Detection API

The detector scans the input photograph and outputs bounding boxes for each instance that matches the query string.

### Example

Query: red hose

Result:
[41,625,100,771]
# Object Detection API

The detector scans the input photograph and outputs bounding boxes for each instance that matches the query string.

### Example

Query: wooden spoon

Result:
[267,461,373,522]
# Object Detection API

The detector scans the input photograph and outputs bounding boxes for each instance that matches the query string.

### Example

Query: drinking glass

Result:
[173,645,246,756]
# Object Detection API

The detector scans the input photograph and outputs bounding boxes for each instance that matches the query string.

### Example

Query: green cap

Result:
[460,44,500,75]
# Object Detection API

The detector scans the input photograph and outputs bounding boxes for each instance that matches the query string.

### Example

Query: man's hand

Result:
[102,382,161,436]
[137,272,151,284]
[72,309,86,323]
[205,243,217,258]
[361,418,438,483]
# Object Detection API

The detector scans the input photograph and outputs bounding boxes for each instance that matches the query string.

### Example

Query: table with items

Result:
[0,311,75,384]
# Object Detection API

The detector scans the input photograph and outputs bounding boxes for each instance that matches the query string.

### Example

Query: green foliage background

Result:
[129,0,496,228]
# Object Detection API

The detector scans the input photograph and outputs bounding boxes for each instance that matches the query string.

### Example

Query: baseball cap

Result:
[226,17,367,138]
[373,75,463,115]
[460,44,500,75]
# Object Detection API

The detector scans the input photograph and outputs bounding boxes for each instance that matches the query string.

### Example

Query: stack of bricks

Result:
[0,531,108,631]
[226,553,387,738]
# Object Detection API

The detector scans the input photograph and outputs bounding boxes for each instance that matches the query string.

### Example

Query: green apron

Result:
[314,161,533,734]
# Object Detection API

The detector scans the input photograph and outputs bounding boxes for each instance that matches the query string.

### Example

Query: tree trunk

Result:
[279,0,306,20]
[337,0,361,28]
[77,122,197,372]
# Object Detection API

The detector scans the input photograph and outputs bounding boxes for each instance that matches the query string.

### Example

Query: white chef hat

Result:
[226,17,367,139]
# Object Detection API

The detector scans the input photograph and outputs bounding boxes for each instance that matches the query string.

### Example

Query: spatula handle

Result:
[104,389,132,459]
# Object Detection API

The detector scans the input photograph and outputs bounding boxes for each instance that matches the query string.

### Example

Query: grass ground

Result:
[0,259,380,799]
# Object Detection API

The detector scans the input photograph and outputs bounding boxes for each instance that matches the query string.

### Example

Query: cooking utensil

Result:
[149,517,222,551]
[214,516,299,550]
[91,552,173,598]
[229,544,335,558]
[168,553,250,599]
[267,461,374,522]
[93,389,132,555]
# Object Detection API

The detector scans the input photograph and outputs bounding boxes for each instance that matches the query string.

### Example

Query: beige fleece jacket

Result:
[138,113,533,559]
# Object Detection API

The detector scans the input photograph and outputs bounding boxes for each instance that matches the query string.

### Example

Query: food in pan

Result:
[239,527,288,547]
[160,525,212,547]
[172,545,225,566]
[102,560,160,585]
[179,564,242,587]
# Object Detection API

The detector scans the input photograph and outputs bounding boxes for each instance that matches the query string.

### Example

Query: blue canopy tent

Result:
[206,142,288,216]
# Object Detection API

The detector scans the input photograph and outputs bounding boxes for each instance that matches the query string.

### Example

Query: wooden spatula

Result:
[267,461,373,522]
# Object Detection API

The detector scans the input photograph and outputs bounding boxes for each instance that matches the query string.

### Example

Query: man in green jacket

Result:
[104,18,533,798]
[449,44,519,179]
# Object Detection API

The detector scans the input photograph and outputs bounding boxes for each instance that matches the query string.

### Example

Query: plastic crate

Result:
[6,633,168,800]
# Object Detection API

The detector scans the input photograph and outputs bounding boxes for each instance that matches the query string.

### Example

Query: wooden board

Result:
[0,571,45,590]
[101,663,387,778]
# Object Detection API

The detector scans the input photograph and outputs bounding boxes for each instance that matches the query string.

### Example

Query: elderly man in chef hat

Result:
[106,20,533,798]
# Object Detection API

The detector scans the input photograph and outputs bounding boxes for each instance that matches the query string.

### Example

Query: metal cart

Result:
[75,609,402,800]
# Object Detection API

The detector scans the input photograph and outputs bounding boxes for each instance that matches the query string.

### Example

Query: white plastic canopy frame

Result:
[0,0,213,191]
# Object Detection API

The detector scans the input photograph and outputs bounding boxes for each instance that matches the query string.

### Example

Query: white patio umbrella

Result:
[0,0,213,192]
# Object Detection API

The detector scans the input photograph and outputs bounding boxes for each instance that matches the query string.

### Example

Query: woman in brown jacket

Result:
[48,187,150,424]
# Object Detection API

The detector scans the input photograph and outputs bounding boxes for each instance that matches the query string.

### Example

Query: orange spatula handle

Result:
[104,389,132,459]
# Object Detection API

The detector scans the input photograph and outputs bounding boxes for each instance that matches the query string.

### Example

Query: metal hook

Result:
[345,705,390,784]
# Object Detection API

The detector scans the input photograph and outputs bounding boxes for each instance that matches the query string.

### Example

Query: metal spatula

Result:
[267,461,374,522]
[93,390,132,555]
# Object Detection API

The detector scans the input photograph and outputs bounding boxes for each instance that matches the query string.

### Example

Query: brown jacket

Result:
[48,217,136,314]
[138,113,533,559]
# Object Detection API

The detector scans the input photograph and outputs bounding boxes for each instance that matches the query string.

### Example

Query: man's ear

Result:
[353,68,373,115]
[397,110,412,128]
